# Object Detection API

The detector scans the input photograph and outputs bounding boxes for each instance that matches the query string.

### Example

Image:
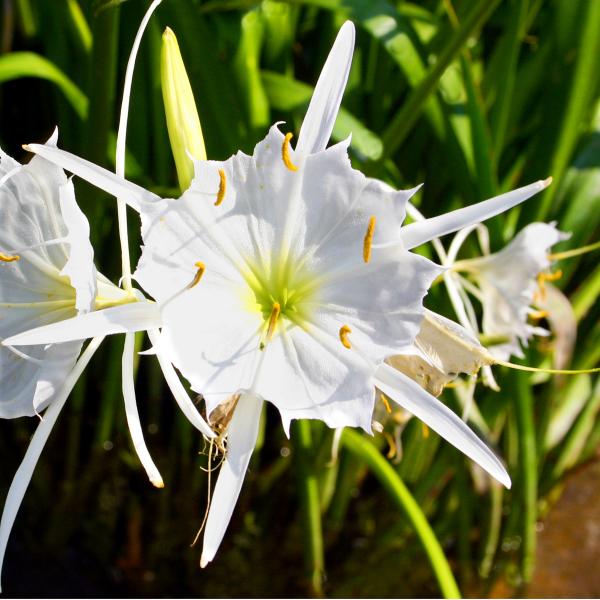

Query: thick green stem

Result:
[341,429,461,599]
[514,372,537,582]
[292,420,325,598]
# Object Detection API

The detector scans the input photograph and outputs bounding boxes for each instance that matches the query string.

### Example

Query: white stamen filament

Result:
[115,0,163,292]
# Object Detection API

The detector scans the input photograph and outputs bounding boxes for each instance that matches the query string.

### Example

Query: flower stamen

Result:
[383,431,397,459]
[339,324,352,349]
[380,393,392,414]
[266,302,281,344]
[282,133,298,172]
[0,252,20,263]
[188,261,206,289]
[363,216,376,263]
[535,269,562,302]
[529,309,549,320]
[214,169,226,206]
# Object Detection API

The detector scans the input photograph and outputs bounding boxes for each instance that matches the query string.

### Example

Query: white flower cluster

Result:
[0,12,567,585]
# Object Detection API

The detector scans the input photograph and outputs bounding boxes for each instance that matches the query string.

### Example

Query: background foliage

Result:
[0,0,599,596]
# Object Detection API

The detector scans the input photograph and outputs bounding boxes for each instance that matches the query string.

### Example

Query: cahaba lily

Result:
[17,20,566,568]
[449,222,570,360]
[0,130,111,419]
[0,1,216,590]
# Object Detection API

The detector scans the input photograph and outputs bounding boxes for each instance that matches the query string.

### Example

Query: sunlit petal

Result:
[374,362,511,488]
[200,392,262,567]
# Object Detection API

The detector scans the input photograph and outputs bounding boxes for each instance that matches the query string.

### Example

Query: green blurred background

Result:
[1,0,599,596]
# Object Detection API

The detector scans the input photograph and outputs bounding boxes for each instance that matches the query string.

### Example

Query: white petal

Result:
[58,179,97,313]
[200,392,262,567]
[400,179,552,249]
[122,332,163,487]
[3,301,162,346]
[473,222,569,359]
[0,335,103,592]
[147,328,215,438]
[296,21,355,156]
[157,281,261,415]
[23,143,156,212]
[374,362,511,488]
[261,321,376,434]
[31,341,83,413]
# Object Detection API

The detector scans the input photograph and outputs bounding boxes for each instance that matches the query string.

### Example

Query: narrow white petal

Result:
[400,179,552,250]
[147,328,215,439]
[23,143,155,212]
[4,301,162,346]
[374,363,511,488]
[200,392,262,567]
[122,333,164,487]
[296,21,355,156]
[0,336,103,592]
[58,179,97,313]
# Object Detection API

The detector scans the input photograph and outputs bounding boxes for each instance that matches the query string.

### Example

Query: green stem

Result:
[514,372,537,583]
[292,420,325,598]
[83,5,120,249]
[341,429,461,599]
[479,482,503,579]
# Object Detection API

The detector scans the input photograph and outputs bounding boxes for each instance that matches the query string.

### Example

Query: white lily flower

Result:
[450,222,570,360]
[0,1,216,590]
[0,131,123,418]
[19,20,557,567]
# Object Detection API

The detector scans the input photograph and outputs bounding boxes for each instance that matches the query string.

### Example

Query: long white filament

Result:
[0,336,105,593]
[115,0,163,292]
[147,329,215,439]
[122,332,164,487]
[116,0,164,488]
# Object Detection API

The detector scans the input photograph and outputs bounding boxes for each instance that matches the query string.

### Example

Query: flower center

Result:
[244,253,319,340]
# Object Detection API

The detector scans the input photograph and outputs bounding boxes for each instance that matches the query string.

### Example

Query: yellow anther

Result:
[529,309,549,320]
[339,324,352,349]
[0,252,20,262]
[422,423,430,439]
[266,302,281,342]
[383,431,397,460]
[536,269,563,301]
[380,393,392,414]
[363,216,376,263]
[215,169,226,206]
[188,261,206,289]
[282,132,298,172]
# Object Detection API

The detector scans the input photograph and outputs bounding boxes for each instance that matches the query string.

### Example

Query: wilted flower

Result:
[387,310,494,398]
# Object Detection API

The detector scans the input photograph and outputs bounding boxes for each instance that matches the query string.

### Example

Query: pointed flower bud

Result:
[161,26,206,191]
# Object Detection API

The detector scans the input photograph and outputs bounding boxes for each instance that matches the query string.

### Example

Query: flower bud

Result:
[161,26,206,191]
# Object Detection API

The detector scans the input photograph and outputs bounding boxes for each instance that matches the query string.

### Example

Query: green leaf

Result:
[0,52,88,119]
